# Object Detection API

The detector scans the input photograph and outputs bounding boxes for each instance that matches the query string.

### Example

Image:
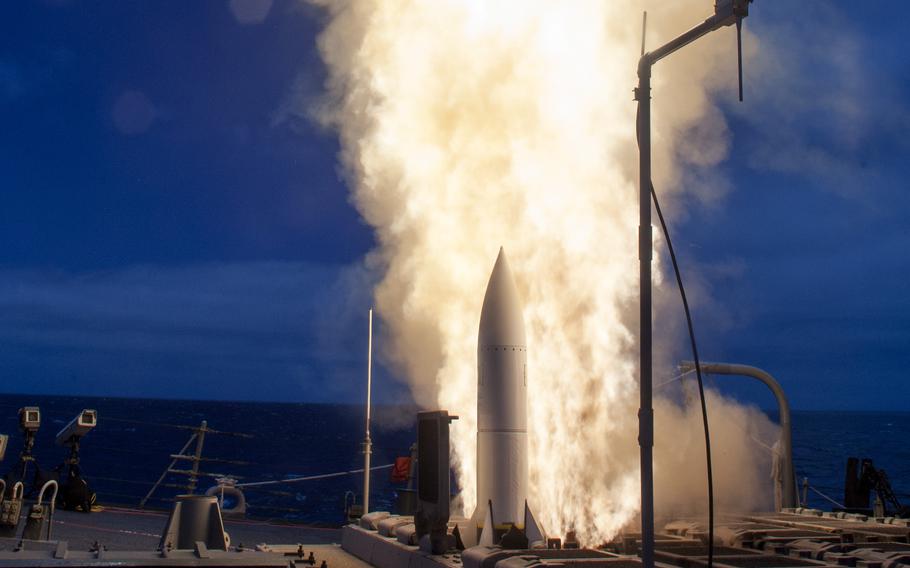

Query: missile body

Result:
[475,248,528,528]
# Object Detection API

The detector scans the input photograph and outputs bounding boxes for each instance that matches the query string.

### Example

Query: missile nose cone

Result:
[479,248,526,347]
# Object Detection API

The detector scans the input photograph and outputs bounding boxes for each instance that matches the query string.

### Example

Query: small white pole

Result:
[363,308,374,515]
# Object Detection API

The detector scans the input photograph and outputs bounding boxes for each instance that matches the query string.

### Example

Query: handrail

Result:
[37,479,59,540]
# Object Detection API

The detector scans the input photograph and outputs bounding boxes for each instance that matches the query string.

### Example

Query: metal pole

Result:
[188,420,207,494]
[679,361,797,509]
[406,442,418,491]
[363,308,374,515]
[635,8,743,566]
[636,56,655,568]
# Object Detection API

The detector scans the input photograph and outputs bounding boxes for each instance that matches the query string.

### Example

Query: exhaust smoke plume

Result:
[308,0,777,544]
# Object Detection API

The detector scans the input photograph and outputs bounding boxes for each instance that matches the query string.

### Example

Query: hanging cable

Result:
[650,182,714,565]
[807,485,846,509]
[237,463,395,488]
[636,103,715,565]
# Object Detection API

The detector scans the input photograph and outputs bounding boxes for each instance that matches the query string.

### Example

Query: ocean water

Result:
[789,411,910,509]
[0,394,905,525]
[0,395,416,524]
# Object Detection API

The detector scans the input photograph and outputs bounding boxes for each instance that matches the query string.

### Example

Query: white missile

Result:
[475,247,529,531]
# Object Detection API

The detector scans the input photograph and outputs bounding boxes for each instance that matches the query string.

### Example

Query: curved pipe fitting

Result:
[679,360,796,509]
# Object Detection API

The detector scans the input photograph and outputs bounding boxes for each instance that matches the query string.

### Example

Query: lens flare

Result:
[309,0,776,545]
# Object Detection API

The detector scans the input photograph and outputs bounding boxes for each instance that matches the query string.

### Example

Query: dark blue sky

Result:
[674,1,910,410]
[1,1,908,409]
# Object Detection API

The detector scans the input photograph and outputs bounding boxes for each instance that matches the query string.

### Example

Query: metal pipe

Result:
[679,361,797,509]
[647,16,721,65]
[363,308,374,515]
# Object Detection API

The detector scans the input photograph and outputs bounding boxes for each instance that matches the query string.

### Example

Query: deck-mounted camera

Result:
[55,409,98,512]
[55,409,97,465]
[18,407,40,433]
[6,407,41,496]
[16,406,40,458]
[55,409,97,446]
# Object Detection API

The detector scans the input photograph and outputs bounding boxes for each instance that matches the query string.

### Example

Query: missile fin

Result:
[524,500,545,547]
[479,500,496,546]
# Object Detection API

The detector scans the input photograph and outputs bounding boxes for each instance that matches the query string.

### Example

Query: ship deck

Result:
[0,507,907,567]
[0,505,342,552]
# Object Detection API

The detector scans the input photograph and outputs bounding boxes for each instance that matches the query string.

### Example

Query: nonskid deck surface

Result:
[0,542,364,568]
[0,505,353,566]
[0,507,341,550]
[0,505,341,551]
[0,508,908,567]
[344,509,910,568]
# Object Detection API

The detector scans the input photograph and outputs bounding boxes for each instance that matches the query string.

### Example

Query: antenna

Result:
[736,17,744,101]
[641,11,648,57]
[732,0,752,102]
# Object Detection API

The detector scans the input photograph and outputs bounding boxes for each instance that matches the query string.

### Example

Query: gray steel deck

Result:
[0,506,342,552]
[1,508,909,568]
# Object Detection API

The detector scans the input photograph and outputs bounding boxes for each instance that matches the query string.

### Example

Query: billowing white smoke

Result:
[308,0,777,544]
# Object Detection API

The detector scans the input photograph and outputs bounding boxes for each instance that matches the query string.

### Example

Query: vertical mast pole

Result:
[363,308,374,515]
[631,5,750,566]
[636,56,655,568]
[189,420,207,494]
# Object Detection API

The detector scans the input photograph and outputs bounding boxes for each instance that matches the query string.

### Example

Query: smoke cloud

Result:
[306,0,778,544]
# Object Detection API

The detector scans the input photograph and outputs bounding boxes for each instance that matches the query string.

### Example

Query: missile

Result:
[474,247,541,544]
